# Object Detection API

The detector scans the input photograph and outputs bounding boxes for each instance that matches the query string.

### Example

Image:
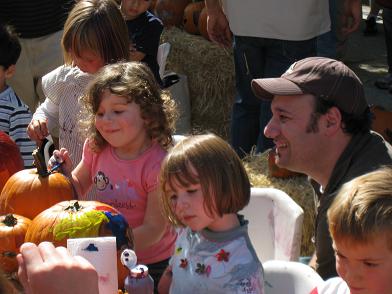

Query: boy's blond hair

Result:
[62,0,129,65]
[160,134,250,227]
[328,166,392,249]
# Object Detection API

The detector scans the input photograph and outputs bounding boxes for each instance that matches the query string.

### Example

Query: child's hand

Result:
[27,119,49,142]
[157,265,172,294]
[48,148,73,177]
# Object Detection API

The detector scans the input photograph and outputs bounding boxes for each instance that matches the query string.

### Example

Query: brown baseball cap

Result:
[251,57,368,115]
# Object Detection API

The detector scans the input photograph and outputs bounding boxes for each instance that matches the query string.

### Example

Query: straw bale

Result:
[161,27,235,138]
[243,150,316,256]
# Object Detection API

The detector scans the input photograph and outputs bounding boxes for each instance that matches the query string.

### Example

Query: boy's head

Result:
[328,166,392,293]
[0,24,21,89]
[121,0,151,20]
[160,134,251,227]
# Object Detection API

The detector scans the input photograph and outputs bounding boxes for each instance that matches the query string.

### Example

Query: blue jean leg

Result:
[317,0,336,58]
[230,36,317,157]
[383,8,392,73]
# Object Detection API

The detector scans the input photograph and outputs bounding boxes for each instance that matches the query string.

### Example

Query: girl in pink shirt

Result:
[50,61,178,290]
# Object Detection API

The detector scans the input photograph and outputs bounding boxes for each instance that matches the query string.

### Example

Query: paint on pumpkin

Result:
[52,210,109,241]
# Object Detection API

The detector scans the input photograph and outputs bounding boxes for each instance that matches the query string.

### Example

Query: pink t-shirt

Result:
[82,140,176,264]
[310,277,350,294]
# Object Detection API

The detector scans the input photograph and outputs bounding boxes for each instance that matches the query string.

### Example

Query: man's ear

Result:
[323,106,342,136]
[4,65,16,79]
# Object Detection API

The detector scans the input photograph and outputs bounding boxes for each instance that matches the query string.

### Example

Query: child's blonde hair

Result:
[82,61,177,150]
[62,0,129,65]
[328,166,392,250]
[160,134,250,227]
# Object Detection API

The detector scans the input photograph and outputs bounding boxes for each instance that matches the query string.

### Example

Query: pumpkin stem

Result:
[32,148,49,177]
[65,201,82,212]
[3,214,18,227]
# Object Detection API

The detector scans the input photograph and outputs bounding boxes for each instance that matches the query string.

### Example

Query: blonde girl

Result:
[27,0,129,184]
[159,134,264,294]
[50,61,177,289]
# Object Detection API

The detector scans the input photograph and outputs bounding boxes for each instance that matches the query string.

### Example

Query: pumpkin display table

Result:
[161,27,235,138]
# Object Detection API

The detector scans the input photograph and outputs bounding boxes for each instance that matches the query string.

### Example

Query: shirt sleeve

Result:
[9,105,36,168]
[135,20,163,56]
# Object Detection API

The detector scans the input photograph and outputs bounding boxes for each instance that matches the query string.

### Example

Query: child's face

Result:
[95,90,149,158]
[121,0,151,20]
[71,49,105,74]
[333,235,392,294]
[166,168,228,232]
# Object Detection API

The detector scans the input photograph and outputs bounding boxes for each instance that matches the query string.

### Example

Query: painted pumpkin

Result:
[268,149,302,178]
[370,105,392,144]
[0,149,74,219]
[0,132,24,193]
[155,0,191,27]
[24,200,134,288]
[198,7,210,41]
[183,2,205,34]
[0,214,31,273]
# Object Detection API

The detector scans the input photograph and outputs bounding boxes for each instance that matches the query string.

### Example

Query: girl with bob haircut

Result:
[159,134,264,294]
[48,61,177,291]
[311,166,392,294]
[27,0,129,185]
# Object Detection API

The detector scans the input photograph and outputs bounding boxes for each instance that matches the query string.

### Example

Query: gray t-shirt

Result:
[169,216,264,294]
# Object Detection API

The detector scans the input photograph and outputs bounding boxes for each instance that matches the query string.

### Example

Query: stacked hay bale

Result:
[243,151,316,256]
[161,27,235,138]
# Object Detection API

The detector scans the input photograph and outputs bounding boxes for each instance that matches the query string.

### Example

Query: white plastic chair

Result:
[263,260,323,294]
[240,187,304,262]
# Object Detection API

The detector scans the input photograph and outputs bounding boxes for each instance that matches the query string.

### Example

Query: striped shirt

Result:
[0,0,75,38]
[0,86,35,168]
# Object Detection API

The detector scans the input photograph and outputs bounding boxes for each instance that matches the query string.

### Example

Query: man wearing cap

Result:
[252,56,392,279]
[205,0,360,158]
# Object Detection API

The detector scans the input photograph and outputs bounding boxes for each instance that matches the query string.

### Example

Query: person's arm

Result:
[205,0,232,47]
[17,242,99,294]
[341,0,361,36]
[49,148,92,197]
[132,188,167,250]
[27,99,58,142]
[157,265,172,294]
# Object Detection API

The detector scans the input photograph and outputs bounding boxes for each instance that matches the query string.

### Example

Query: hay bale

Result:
[243,151,316,256]
[161,27,235,138]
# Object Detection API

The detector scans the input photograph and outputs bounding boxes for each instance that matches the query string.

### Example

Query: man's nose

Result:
[264,117,279,139]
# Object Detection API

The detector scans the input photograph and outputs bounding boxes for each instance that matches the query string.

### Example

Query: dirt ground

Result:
[345,4,392,110]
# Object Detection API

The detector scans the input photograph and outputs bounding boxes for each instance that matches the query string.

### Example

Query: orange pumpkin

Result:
[198,7,210,41]
[183,2,205,34]
[155,0,191,27]
[370,105,392,144]
[0,132,24,193]
[0,149,74,219]
[25,200,133,288]
[268,149,302,178]
[0,214,31,273]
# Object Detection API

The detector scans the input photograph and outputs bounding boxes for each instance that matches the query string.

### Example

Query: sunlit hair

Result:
[160,134,251,227]
[81,61,177,151]
[328,166,392,250]
[62,0,129,65]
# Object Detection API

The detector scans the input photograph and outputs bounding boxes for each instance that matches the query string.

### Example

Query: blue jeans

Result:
[383,8,392,73]
[230,36,317,157]
[317,0,336,58]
